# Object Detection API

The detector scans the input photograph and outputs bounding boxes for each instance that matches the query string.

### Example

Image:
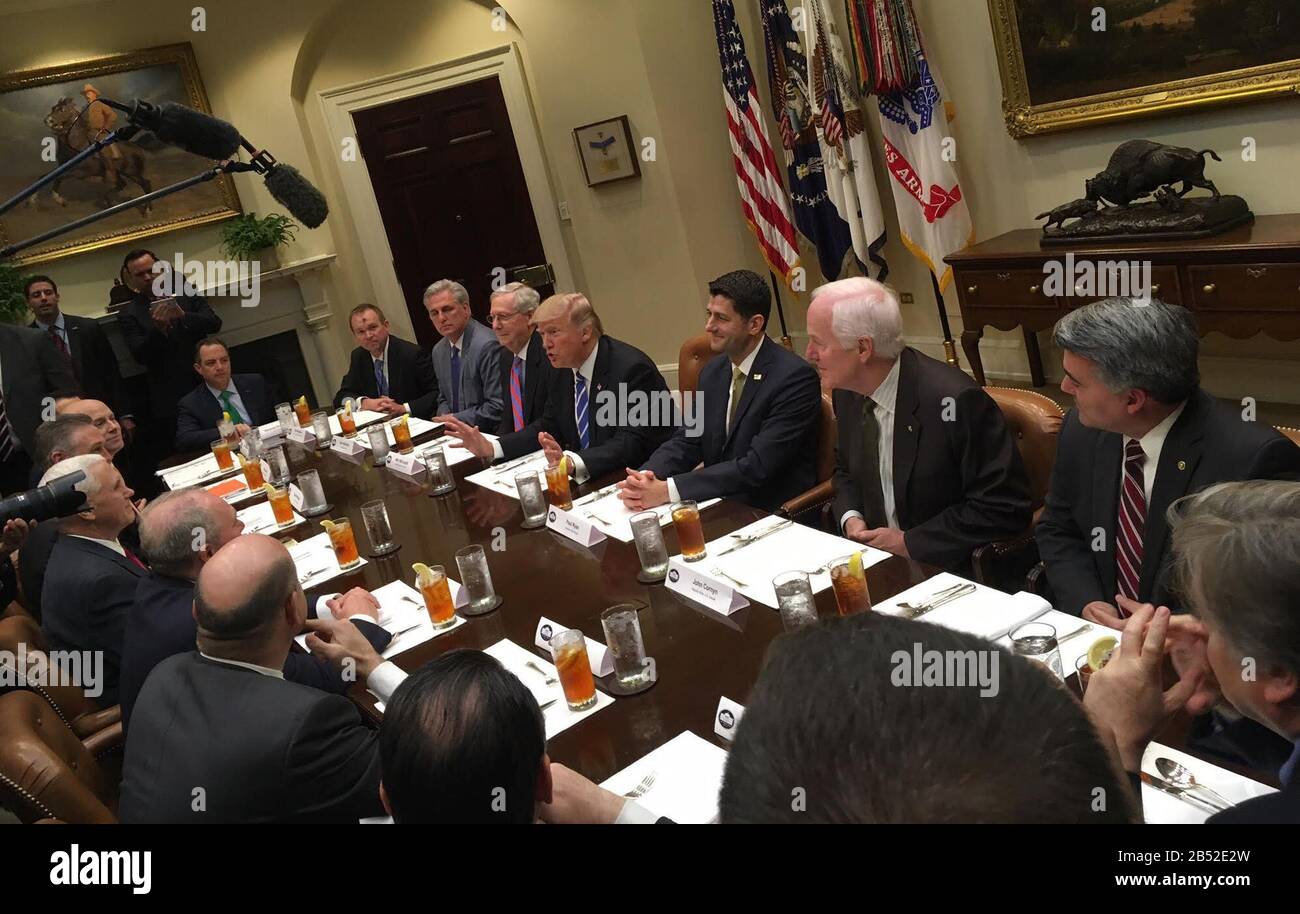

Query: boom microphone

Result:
[98,99,241,160]
[264,162,329,228]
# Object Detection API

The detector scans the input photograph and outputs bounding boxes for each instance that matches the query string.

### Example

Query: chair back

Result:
[985,387,1064,515]
[0,691,117,823]
[677,333,714,395]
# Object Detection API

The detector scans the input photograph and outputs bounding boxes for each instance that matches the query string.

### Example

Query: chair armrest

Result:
[778,479,834,520]
[970,531,1040,593]
[70,705,123,741]
[81,719,124,758]
[1025,561,1053,601]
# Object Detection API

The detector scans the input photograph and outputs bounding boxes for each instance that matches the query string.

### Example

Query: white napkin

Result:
[465,450,552,496]
[296,579,464,660]
[159,453,241,489]
[354,416,440,449]
[481,638,614,739]
[1139,742,1277,824]
[236,497,306,535]
[874,572,1050,641]
[600,731,728,824]
[287,532,369,589]
[575,493,723,544]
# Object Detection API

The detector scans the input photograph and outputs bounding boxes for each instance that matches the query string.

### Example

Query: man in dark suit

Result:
[619,270,820,513]
[489,282,556,436]
[1036,297,1300,624]
[26,275,131,432]
[332,303,439,419]
[1084,483,1300,823]
[121,488,392,728]
[119,534,405,823]
[0,321,79,495]
[174,337,277,452]
[116,249,222,470]
[426,279,504,430]
[38,454,144,706]
[808,278,1031,570]
[444,293,675,484]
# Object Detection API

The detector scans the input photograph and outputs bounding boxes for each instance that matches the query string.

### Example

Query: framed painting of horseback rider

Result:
[988,0,1300,137]
[0,42,241,265]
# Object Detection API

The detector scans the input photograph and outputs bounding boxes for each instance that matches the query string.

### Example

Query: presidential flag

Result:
[759,0,856,282]
[712,0,801,286]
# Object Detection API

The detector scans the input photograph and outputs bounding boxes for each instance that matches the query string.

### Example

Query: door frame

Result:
[318,43,574,342]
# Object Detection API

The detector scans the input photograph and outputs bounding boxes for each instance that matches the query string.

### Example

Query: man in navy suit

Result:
[618,270,820,513]
[488,282,557,437]
[426,279,504,430]
[39,453,145,707]
[121,488,392,728]
[174,337,276,452]
[444,293,674,484]
[332,303,439,419]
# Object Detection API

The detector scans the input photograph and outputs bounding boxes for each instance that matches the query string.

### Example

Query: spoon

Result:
[1155,758,1233,810]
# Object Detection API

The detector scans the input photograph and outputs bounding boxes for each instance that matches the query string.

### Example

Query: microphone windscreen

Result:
[151,102,241,160]
[265,164,328,228]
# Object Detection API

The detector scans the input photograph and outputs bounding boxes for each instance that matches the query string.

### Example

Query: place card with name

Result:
[545,505,606,548]
[714,696,745,742]
[665,557,748,616]
[330,435,366,457]
[385,451,423,476]
[289,484,304,512]
[286,427,314,446]
[533,616,614,677]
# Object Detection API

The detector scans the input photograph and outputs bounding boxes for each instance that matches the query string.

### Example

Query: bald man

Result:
[119,534,405,823]
[120,489,392,728]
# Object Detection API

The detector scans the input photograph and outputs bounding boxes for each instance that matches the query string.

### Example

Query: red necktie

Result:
[1115,439,1146,612]
[510,357,525,431]
[48,327,71,363]
[124,547,148,571]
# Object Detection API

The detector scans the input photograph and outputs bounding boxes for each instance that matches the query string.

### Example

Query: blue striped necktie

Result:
[574,373,590,448]
[374,359,388,397]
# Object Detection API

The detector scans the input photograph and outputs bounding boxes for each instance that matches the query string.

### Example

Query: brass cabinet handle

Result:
[1028,284,1039,295]
[967,285,978,295]
[1151,284,1161,294]
[1203,283,1216,294]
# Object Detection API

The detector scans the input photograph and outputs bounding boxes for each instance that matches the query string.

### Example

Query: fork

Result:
[525,660,558,685]
[898,582,977,619]
[623,771,657,799]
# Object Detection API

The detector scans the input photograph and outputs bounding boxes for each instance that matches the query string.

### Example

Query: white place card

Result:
[330,435,367,457]
[665,556,748,616]
[385,451,423,476]
[286,426,314,446]
[533,617,614,677]
[289,484,305,511]
[714,696,745,741]
[545,505,606,548]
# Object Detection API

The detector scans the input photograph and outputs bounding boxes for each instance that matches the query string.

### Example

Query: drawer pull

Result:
[1151,284,1161,294]
[967,285,978,295]
[1246,267,1267,280]
[1028,284,1039,295]
[1203,283,1216,294]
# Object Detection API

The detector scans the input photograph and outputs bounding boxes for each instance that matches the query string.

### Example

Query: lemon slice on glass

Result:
[848,550,863,579]
[319,519,337,533]
[411,561,435,585]
[1087,636,1118,672]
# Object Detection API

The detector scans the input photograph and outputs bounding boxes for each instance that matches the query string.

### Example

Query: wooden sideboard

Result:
[944,214,1300,387]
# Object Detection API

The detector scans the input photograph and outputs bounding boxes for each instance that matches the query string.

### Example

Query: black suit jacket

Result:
[643,337,821,512]
[333,335,439,419]
[831,348,1032,570]
[0,323,80,459]
[1037,390,1300,616]
[119,652,384,823]
[30,314,129,418]
[495,332,557,436]
[40,535,147,706]
[174,373,277,452]
[119,572,392,730]
[497,335,675,480]
[117,293,222,420]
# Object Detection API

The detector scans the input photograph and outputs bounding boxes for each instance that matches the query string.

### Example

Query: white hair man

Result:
[805,277,1030,570]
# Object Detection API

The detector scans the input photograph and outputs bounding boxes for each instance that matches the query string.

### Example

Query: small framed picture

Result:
[573,115,641,187]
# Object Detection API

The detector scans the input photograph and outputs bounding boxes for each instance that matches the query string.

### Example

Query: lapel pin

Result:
[752,373,762,381]
[907,425,913,433]
[1177,459,1186,470]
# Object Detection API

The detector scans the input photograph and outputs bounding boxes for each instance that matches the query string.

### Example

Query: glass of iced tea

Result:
[240,455,266,490]
[211,439,234,471]
[294,398,312,427]
[544,460,572,510]
[416,564,457,629]
[326,518,361,570]
[828,554,872,616]
[549,628,597,711]
[390,415,413,453]
[337,408,357,438]
[267,484,295,527]
[670,500,706,562]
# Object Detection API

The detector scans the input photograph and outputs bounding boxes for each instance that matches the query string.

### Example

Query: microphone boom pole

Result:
[0,124,140,219]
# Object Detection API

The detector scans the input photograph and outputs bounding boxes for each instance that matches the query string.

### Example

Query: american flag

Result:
[712,0,800,285]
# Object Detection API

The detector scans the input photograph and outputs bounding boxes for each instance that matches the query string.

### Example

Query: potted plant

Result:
[0,263,30,325]
[219,212,297,269]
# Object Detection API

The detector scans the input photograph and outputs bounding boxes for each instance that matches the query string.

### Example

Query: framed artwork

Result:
[987,0,1300,137]
[573,114,641,186]
[0,42,242,265]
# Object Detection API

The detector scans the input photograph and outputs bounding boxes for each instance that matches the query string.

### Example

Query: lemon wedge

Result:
[1087,636,1118,672]
[411,561,433,583]
[261,483,277,496]
[222,411,232,423]
[848,550,863,579]
[558,454,568,476]
[319,519,337,533]
[297,395,308,407]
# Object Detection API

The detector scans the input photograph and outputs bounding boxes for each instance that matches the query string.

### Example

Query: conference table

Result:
[228,417,1277,804]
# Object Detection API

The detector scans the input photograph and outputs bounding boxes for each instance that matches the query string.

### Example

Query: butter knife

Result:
[713,519,793,557]
[1140,772,1222,813]
[574,482,621,507]
[901,582,977,620]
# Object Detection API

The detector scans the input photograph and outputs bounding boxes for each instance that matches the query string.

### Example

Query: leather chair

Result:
[677,333,714,396]
[0,690,119,823]
[0,614,122,742]
[777,391,838,527]
[971,388,1064,592]
[1280,426,1300,448]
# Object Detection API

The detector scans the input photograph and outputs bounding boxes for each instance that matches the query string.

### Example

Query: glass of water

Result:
[295,469,328,516]
[360,499,399,556]
[263,444,290,484]
[240,424,262,461]
[454,544,500,615]
[773,570,818,631]
[601,603,652,691]
[366,423,390,463]
[1009,622,1064,680]
[275,402,295,433]
[424,445,456,495]
[311,410,333,448]
[630,510,669,583]
[515,470,547,528]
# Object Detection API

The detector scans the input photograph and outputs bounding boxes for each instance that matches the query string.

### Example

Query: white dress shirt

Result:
[839,357,901,532]
[199,650,409,704]
[1121,400,1187,505]
[364,337,410,414]
[490,342,599,478]
[665,336,766,504]
[67,533,126,557]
